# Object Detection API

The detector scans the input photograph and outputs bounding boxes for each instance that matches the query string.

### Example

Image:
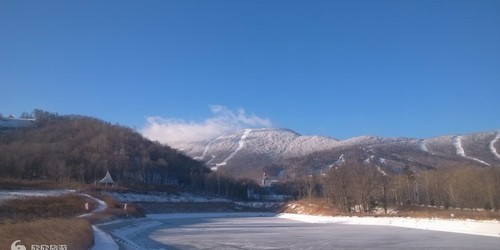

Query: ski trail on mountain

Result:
[197,142,212,160]
[454,136,466,157]
[215,129,252,168]
[453,136,491,166]
[328,154,345,169]
[419,139,431,154]
[196,137,220,160]
[489,132,500,159]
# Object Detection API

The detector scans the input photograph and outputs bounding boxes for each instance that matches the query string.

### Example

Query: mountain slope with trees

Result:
[0,110,209,188]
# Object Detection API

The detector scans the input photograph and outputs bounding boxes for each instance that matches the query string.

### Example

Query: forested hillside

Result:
[0,110,209,186]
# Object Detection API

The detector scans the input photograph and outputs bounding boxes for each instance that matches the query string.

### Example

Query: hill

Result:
[0,110,209,186]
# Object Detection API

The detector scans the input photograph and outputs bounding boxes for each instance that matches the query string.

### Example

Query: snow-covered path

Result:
[78,194,119,250]
[78,194,107,217]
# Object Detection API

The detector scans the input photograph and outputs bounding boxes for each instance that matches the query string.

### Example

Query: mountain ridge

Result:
[171,128,500,178]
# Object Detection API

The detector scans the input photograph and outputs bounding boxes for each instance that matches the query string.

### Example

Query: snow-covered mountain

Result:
[171,128,500,179]
[175,128,339,169]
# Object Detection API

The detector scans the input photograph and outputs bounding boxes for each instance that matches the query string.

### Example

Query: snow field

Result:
[277,213,500,238]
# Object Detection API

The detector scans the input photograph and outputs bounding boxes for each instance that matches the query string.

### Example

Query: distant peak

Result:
[253,127,301,136]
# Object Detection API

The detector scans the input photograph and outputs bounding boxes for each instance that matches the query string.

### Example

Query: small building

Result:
[0,115,36,129]
[98,170,115,186]
[261,173,272,187]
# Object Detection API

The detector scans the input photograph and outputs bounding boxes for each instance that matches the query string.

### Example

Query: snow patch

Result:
[490,132,500,159]
[277,213,500,238]
[216,129,252,167]
[378,158,386,164]
[377,166,388,176]
[453,136,491,166]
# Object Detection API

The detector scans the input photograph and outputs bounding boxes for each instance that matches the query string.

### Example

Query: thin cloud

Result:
[141,105,272,144]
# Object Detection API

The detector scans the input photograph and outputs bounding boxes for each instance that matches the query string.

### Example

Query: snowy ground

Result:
[0,189,76,203]
[96,213,500,249]
[3,189,500,249]
[278,213,500,238]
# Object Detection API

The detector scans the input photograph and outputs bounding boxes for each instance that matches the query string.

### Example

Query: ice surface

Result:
[97,213,500,249]
[106,191,231,203]
[91,226,119,250]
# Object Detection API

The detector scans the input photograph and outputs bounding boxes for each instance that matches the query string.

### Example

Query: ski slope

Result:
[490,132,500,159]
[453,136,491,166]
[215,129,252,168]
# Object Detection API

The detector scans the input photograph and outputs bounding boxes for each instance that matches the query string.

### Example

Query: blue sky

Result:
[1,0,499,141]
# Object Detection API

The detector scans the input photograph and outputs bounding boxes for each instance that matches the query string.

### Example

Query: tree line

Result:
[287,162,500,213]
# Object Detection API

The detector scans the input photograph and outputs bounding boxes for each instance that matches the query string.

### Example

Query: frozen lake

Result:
[98,213,500,250]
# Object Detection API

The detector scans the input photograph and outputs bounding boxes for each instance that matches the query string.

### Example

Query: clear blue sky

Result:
[1,0,499,139]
